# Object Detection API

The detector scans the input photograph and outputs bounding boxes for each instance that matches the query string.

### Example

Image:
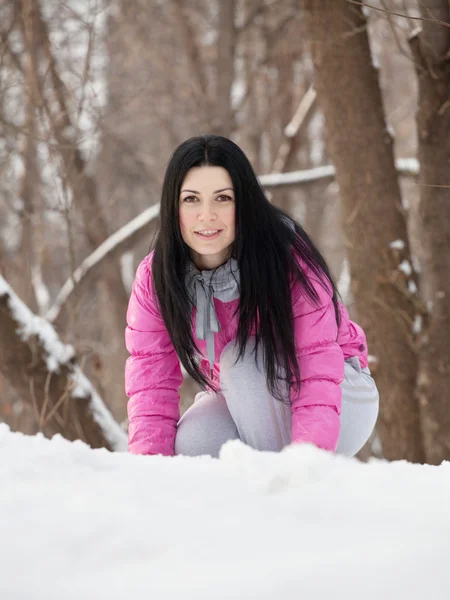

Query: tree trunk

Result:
[0,277,126,451]
[303,0,425,462]
[409,0,450,464]
[21,0,130,422]
[9,0,41,313]
[215,0,236,137]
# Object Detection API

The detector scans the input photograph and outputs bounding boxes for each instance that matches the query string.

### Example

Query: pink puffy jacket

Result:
[125,251,368,456]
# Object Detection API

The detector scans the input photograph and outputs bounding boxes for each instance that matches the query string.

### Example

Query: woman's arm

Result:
[290,268,344,452]
[125,253,183,456]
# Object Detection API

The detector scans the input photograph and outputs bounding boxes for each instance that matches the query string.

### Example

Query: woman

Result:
[125,134,379,458]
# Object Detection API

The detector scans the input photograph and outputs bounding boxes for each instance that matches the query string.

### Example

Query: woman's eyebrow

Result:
[214,187,234,193]
[180,187,234,194]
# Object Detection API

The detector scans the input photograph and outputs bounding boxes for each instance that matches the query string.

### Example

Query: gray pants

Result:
[175,339,379,458]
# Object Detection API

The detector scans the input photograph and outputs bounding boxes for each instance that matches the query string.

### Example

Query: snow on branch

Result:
[0,275,127,452]
[259,158,419,188]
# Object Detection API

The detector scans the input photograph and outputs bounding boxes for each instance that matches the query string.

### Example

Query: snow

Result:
[389,239,405,251]
[362,4,371,18]
[259,165,336,187]
[370,46,380,71]
[368,354,378,367]
[231,79,246,109]
[408,280,418,295]
[1,425,450,600]
[398,260,412,277]
[120,251,136,294]
[370,431,383,457]
[338,257,351,303]
[413,314,422,334]
[309,112,325,166]
[386,122,396,139]
[32,263,51,315]
[396,157,419,176]
[257,157,419,189]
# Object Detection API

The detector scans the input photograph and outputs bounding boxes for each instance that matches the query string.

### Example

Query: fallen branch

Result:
[0,275,127,451]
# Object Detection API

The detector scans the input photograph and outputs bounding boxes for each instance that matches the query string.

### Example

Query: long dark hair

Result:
[152,134,340,402]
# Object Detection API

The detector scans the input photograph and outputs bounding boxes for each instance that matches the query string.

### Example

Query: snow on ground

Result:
[1,424,450,600]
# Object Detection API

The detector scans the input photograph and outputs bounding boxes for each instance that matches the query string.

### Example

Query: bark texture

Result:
[303,1,425,461]
[410,0,450,464]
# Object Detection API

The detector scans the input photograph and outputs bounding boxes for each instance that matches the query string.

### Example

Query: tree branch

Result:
[272,85,317,173]
[46,204,160,324]
[345,0,450,27]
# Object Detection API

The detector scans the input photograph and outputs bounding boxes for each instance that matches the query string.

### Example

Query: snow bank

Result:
[1,425,450,600]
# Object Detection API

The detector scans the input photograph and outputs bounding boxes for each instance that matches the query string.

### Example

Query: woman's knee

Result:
[174,392,239,458]
[337,363,379,457]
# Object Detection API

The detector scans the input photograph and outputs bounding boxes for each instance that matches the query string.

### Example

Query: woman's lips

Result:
[194,230,222,240]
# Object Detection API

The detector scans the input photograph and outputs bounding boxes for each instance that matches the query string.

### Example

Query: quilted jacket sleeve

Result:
[290,267,344,452]
[125,253,183,456]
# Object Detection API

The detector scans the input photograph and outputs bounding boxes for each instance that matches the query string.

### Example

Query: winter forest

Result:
[1,1,450,598]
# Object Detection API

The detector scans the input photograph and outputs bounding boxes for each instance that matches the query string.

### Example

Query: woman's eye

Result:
[182,195,232,203]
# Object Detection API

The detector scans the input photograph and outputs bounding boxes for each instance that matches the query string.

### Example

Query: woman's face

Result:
[179,166,236,270]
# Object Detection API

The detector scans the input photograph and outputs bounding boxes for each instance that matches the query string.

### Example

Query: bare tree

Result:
[18,0,130,420]
[303,0,426,462]
[409,0,450,463]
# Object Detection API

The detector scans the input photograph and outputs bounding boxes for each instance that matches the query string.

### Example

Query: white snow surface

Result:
[1,425,450,600]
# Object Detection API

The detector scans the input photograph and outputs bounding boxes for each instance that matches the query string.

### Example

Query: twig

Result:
[38,370,53,430]
[417,0,450,28]
[44,383,73,425]
[415,181,450,189]
[345,0,450,27]
[29,377,41,426]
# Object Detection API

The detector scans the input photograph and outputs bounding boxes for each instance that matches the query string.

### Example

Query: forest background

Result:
[1,0,449,464]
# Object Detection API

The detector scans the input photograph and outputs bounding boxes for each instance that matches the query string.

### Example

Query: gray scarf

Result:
[185,257,240,377]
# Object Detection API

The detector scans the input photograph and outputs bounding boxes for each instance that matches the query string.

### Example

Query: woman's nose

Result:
[198,203,217,220]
